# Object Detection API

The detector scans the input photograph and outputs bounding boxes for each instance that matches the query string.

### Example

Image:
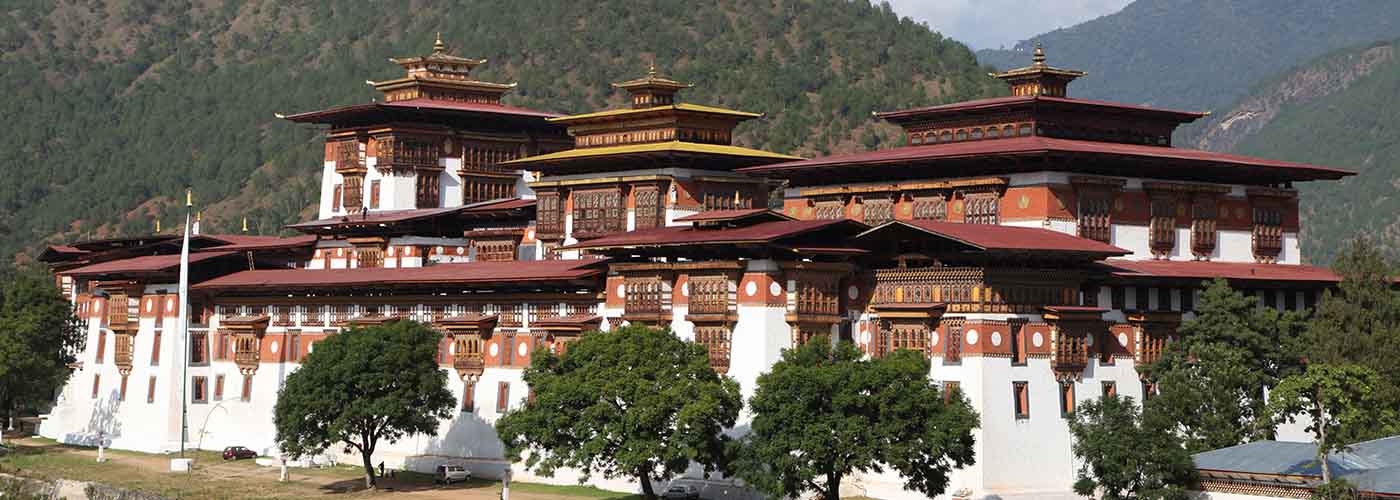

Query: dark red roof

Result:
[193,258,606,292]
[1103,259,1339,283]
[283,99,560,123]
[861,220,1129,257]
[287,199,534,232]
[673,209,793,224]
[468,198,536,211]
[62,251,237,277]
[738,136,1352,183]
[199,235,317,251]
[876,95,1207,123]
[561,219,864,250]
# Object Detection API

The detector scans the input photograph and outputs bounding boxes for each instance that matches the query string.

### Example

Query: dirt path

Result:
[3,437,607,499]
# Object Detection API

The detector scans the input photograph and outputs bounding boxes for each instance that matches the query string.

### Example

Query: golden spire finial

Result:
[185,187,193,207]
[155,219,161,233]
[433,32,446,54]
[196,210,202,222]
[241,216,249,233]
[647,61,657,79]
[1032,42,1046,66]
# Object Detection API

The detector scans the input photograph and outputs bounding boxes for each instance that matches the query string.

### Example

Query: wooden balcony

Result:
[234,349,260,369]
[453,354,485,381]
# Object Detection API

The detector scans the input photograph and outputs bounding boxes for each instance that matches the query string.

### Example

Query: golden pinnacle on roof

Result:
[155,219,161,233]
[433,32,446,54]
[185,188,193,207]
[242,216,249,233]
[613,62,693,109]
[990,42,1086,97]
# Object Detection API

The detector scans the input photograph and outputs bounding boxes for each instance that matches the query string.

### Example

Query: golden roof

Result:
[502,140,800,165]
[548,103,762,124]
[611,63,694,91]
[388,33,487,67]
[990,43,1087,80]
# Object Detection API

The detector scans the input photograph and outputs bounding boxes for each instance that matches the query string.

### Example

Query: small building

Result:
[1193,437,1400,499]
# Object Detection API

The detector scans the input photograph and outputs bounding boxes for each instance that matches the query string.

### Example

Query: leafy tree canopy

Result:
[273,320,455,489]
[1268,364,1399,483]
[1144,278,1308,452]
[0,273,83,429]
[734,339,978,500]
[1304,239,1400,425]
[1067,395,1196,500]
[495,324,741,500]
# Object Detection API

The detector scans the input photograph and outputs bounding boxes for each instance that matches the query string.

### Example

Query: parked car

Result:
[662,483,700,500]
[222,446,257,460]
[434,464,470,484]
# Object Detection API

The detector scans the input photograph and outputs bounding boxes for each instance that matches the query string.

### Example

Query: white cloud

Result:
[885,0,1133,50]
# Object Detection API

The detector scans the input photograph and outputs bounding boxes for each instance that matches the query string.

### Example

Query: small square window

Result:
[496,382,511,413]
[1059,382,1075,418]
[1014,382,1030,419]
[192,376,208,404]
[1102,381,1117,398]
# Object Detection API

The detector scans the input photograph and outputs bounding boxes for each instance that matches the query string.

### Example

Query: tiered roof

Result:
[743,45,1352,187]
[506,66,797,174]
[281,35,561,131]
[194,258,607,293]
[286,198,535,236]
[740,135,1351,185]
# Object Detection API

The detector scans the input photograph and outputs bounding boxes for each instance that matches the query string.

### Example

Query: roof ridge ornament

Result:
[990,42,1086,97]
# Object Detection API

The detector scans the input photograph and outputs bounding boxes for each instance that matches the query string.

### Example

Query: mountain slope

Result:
[0,0,1001,267]
[1196,40,1400,264]
[975,0,1400,112]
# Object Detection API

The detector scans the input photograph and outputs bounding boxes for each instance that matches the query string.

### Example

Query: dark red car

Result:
[222,446,257,460]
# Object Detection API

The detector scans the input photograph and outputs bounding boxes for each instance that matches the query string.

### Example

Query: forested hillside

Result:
[976,0,1400,112]
[1204,40,1400,263]
[0,0,1001,268]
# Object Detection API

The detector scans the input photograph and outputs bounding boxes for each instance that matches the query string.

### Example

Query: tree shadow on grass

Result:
[316,471,499,495]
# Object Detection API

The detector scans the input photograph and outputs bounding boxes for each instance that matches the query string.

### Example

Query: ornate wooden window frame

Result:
[535,189,563,240]
[1043,306,1106,381]
[572,187,625,239]
[1148,197,1178,258]
[1190,197,1219,259]
[1071,176,1125,244]
[632,182,666,230]
[436,315,499,382]
[870,303,946,359]
[911,194,947,221]
[222,315,269,375]
[1129,312,1180,375]
[860,195,895,226]
[962,191,999,225]
[812,196,846,220]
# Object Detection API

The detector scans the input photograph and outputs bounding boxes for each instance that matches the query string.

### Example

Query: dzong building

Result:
[37,40,1352,500]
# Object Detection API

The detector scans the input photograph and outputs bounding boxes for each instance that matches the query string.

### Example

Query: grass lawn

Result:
[0,437,642,499]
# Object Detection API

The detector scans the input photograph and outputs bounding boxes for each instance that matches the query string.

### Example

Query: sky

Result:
[885,0,1134,50]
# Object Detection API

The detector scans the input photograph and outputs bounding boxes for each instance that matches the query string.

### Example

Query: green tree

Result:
[734,339,978,500]
[1144,278,1307,452]
[273,321,455,489]
[1067,395,1196,500]
[0,273,83,437]
[1268,364,1399,483]
[495,325,741,500]
[1304,239,1400,427]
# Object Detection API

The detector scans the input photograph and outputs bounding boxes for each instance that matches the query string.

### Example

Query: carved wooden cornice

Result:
[1069,175,1128,189]
[798,177,1007,197]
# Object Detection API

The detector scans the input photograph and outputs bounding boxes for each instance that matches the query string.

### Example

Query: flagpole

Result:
[177,189,193,459]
